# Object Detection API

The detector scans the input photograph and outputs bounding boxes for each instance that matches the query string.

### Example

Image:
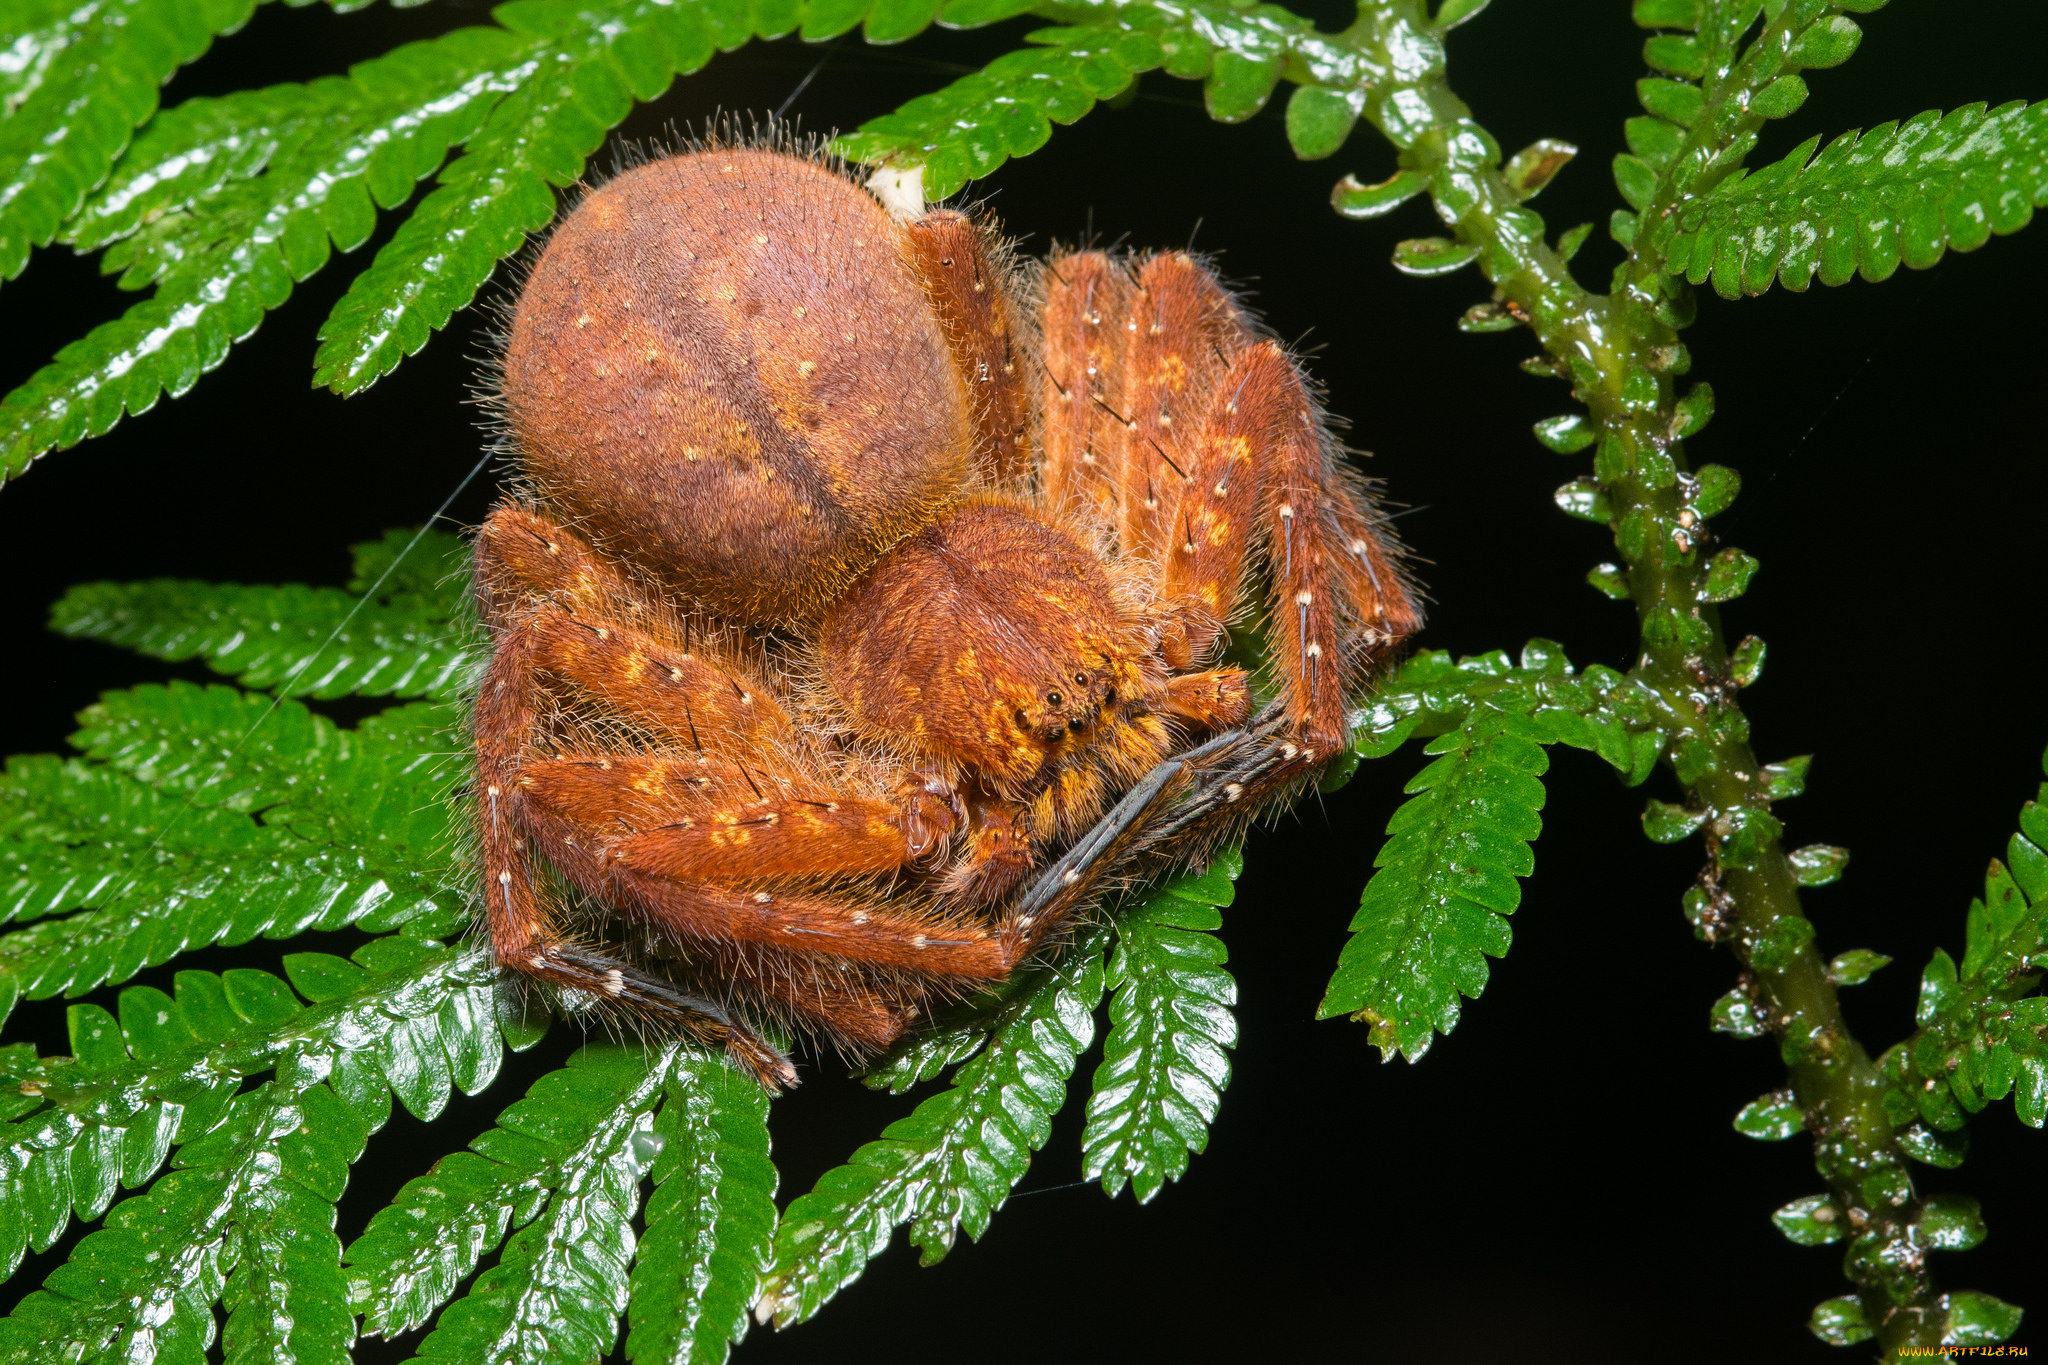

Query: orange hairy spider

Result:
[472,141,1421,1088]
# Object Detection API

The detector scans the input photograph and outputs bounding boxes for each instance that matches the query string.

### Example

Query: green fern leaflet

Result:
[0,937,517,1361]
[1881,754,2048,1137]
[0,0,258,283]
[759,934,1106,1327]
[51,528,477,699]
[1648,101,2048,297]
[1082,853,1239,1203]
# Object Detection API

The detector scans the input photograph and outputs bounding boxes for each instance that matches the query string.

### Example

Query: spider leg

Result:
[1255,352,1422,756]
[1116,253,1244,561]
[1154,341,1285,666]
[479,504,677,625]
[525,606,795,752]
[1327,483,1425,672]
[471,612,795,1085]
[473,512,803,1085]
[1132,701,1302,846]
[686,940,919,1053]
[516,745,1017,1010]
[541,946,798,1089]
[521,752,943,876]
[517,791,972,1054]
[604,872,1009,979]
[519,780,1001,981]
[907,209,1033,487]
[1038,249,1132,522]
[1156,332,1420,758]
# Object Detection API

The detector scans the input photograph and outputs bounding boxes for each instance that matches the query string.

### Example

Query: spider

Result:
[471,141,1421,1088]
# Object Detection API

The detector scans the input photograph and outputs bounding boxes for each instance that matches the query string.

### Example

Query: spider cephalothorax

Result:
[472,141,1421,1086]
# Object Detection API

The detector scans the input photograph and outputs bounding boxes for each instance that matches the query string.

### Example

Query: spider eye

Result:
[1068,717,1086,734]
[1075,673,1087,686]
[1047,691,1063,707]
[1014,708,1029,728]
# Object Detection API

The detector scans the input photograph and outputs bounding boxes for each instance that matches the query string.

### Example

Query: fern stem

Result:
[1327,4,1949,1354]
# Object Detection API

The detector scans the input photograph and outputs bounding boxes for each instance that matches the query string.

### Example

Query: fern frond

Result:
[1649,102,2048,298]
[1351,642,1665,785]
[51,528,477,699]
[1081,854,1238,1203]
[60,79,342,255]
[856,1022,989,1093]
[0,0,256,283]
[759,931,1107,1326]
[836,27,1145,200]
[382,1045,677,1365]
[1880,756,2048,1136]
[1615,0,1888,257]
[1245,643,1667,1062]
[0,683,463,1022]
[837,0,1341,198]
[313,0,725,394]
[0,937,512,1353]
[0,21,534,478]
[853,942,1081,1094]
[626,1056,776,1365]
[0,988,236,1278]
[1318,705,1552,1061]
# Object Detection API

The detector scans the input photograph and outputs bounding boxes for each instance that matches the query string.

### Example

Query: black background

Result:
[3,3,2046,1362]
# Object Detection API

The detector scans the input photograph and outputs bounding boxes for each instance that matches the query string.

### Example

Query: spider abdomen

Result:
[502,148,972,626]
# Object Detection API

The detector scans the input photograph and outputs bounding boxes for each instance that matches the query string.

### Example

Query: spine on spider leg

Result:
[905,209,1034,488]
[1038,250,1132,525]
